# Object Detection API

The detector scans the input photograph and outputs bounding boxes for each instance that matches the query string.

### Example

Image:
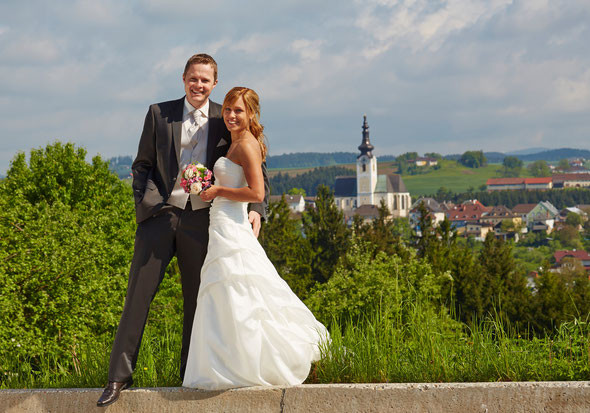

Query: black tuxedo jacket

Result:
[131,97,269,223]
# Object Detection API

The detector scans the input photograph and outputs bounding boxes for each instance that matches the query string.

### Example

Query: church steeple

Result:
[358,114,374,158]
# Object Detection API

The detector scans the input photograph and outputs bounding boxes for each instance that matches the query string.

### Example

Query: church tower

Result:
[356,115,378,206]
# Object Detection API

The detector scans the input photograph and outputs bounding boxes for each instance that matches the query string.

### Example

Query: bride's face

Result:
[223,97,250,134]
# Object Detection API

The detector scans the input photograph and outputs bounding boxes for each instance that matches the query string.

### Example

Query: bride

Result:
[182,87,328,390]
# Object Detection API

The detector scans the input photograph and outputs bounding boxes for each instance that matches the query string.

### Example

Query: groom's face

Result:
[183,63,217,109]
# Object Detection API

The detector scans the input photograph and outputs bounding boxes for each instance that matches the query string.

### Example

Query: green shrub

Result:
[305,237,449,325]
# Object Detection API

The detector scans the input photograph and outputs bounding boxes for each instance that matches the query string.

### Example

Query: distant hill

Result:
[518,148,590,161]
[444,148,590,164]
[505,147,550,156]
[106,152,397,176]
[109,155,133,179]
[267,152,396,169]
[106,147,590,179]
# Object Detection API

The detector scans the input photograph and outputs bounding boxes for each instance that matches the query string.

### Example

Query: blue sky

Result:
[1,0,589,172]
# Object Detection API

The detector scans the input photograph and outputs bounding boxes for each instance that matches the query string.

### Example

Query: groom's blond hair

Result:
[184,54,218,81]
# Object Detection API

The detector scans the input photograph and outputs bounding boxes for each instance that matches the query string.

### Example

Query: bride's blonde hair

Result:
[222,87,267,161]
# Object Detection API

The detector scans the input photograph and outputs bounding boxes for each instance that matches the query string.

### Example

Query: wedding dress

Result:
[182,156,328,390]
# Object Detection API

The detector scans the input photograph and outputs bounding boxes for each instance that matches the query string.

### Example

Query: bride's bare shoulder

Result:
[234,134,262,163]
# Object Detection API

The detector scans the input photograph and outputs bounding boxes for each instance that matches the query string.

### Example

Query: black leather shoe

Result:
[96,379,133,407]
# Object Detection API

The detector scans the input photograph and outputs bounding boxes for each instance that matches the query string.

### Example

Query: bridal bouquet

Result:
[180,163,212,194]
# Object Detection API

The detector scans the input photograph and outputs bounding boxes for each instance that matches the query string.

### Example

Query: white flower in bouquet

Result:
[190,182,203,194]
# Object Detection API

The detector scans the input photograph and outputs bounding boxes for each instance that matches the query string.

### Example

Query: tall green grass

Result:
[311,306,590,383]
[1,321,183,389]
[2,308,589,389]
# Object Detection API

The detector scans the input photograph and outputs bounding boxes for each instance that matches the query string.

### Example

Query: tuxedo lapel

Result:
[206,102,226,170]
[171,99,184,166]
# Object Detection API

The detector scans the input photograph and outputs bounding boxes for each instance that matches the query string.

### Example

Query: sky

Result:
[1,0,589,173]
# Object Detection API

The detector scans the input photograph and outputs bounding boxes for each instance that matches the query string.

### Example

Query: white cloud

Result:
[552,69,590,112]
[1,0,590,172]
[1,36,61,63]
[355,0,513,57]
[290,39,323,61]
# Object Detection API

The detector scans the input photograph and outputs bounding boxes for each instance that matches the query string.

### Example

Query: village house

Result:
[553,250,590,274]
[528,201,559,233]
[446,199,490,229]
[334,116,411,219]
[552,173,590,188]
[465,221,495,240]
[409,197,447,227]
[269,194,305,213]
[486,177,552,191]
[479,205,522,227]
[411,156,438,167]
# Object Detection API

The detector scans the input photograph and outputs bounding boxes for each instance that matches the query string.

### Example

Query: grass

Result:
[311,308,590,384]
[268,159,536,197]
[2,307,589,389]
[1,322,183,389]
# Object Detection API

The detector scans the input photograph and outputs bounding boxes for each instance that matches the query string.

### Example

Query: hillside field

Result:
[269,159,536,197]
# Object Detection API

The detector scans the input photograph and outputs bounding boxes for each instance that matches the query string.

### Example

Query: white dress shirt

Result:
[167,98,211,210]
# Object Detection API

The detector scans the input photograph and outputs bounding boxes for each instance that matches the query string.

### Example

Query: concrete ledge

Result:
[1,382,589,413]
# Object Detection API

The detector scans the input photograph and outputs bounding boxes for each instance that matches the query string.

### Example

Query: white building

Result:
[269,194,305,213]
[334,116,411,218]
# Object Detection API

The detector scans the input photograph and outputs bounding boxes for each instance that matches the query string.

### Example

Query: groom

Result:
[97,53,269,407]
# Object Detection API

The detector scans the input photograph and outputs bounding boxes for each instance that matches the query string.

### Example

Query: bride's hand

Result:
[200,185,218,202]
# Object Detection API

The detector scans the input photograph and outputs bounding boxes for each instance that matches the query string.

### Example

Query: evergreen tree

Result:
[302,185,350,283]
[478,233,531,324]
[533,271,570,331]
[359,200,409,259]
[259,196,314,298]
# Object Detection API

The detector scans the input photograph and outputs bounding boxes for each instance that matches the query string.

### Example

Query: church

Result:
[333,116,411,219]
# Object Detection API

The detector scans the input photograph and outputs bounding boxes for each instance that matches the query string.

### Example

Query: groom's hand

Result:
[248,211,261,238]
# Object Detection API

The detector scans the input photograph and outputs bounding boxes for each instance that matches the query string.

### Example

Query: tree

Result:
[302,185,350,283]
[527,160,551,177]
[565,211,583,228]
[397,152,419,161]
[287,187,307,196]
[478,232,531,324]
[533,271,570,330]
[554,224,583,249]
[259,196,314,298]
[435,186,453,201]
[0,142,136,362]
[357,200,410,260]
[305,236,445,325]
[424,152,442,160]
[501,156,523,177]
[459,151,487,168]
[557,158,571,172]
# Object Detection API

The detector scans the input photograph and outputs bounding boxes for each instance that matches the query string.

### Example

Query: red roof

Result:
[487,178,525,185]
[447,200,490,221]
[512,203,537,214]
[552,173,590,182]
[525,177,552,184]
[554,250,590,263]
[487,177,552,185]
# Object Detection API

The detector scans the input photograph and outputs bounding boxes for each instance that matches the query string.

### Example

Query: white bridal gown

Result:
[182,156,328,390]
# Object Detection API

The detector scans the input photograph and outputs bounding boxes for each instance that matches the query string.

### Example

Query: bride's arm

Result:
[200,139,265,203]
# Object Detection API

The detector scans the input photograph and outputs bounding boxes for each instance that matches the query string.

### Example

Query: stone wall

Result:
[2,382,590,413]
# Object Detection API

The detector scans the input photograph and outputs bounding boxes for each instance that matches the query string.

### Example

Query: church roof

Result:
[334,174,408,197]
[334,176,357,197]
[358,115,374,158]
[375,174,408,193]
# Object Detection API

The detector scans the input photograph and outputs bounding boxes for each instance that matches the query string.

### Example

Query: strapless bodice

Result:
[210,157,248,226]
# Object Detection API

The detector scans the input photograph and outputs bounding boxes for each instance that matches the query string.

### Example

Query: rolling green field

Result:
[400,160,535,196]
[270,159,536,197]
